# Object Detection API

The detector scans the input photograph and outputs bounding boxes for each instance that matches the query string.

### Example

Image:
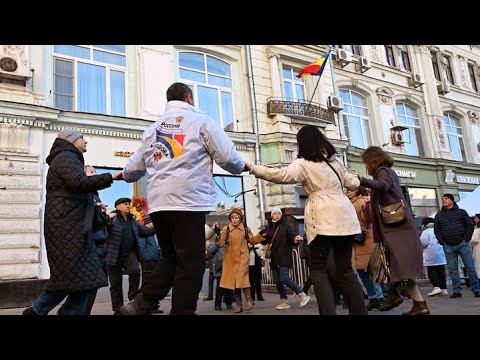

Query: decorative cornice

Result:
[0,115,143,139]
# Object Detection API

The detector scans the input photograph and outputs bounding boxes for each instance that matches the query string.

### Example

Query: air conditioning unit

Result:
[0,45,32,80]
[327,95,343,112]
[358,56,371,72]
[410,73,424,88]
[391,131,405,146]
[437,81,450,95]
[335,48,352,66]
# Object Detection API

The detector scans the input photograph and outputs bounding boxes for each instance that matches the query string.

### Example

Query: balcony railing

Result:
[267,97,335,124]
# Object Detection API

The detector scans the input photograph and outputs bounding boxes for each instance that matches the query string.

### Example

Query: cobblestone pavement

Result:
[2,281,480,315]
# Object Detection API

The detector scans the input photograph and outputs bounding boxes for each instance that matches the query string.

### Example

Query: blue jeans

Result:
[271,266,303,299]
[32,290,90,315]
[357,270,384,300]
[443,241,480,294]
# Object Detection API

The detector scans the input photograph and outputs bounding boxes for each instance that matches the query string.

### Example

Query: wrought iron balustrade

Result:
[267,97,335,124]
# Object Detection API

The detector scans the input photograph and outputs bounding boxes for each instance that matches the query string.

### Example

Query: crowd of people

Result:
[22,81,479,316]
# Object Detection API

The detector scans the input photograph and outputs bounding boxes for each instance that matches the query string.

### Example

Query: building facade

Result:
[1,45,479,305]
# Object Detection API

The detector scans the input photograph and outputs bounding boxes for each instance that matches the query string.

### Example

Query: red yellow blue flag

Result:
[296,49,332,78]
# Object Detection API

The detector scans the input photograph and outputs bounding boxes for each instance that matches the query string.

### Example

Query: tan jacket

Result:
[251,157,360,244]
[350,195,375,270]
[216,223,263,290]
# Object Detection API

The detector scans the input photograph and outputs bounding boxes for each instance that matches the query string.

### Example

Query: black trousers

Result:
[427,264,447,289]
[249,264,263,300]
[141,211,206,315]
[309,234,367,315]
[107,252,141,312]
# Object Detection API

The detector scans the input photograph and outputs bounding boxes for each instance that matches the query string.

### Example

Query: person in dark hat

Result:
[23,129,123,315]
[434,193,479,298]
[105,197,157,315]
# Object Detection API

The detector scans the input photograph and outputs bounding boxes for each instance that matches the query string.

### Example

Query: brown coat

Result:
[216,223,263,290]
[351,195,375,270]
[360,165,424,282]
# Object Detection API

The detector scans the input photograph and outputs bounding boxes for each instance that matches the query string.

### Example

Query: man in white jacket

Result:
[119,82,246,315]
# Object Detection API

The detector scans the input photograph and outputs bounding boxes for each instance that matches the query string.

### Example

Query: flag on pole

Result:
[296,49,332,78]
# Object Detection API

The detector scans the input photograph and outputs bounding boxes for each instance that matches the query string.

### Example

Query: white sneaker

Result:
[441,289,449,296]
[298,292,311,307]
[275,299,291,310]
[428,287,442,297]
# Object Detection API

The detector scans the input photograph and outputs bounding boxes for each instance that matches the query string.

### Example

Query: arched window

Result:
[396,102,423,156]
[444,113,465,161]
[339,89,370,149]
[178,51,234,130]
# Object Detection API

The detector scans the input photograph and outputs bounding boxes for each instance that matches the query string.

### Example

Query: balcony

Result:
[267,97,335,124]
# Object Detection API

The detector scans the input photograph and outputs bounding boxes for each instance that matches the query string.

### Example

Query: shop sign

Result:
[395,170,416,179]
[114,151,134,157]
[456,175,480,185]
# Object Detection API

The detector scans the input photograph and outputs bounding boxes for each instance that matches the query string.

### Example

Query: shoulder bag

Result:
[378,177,406,225]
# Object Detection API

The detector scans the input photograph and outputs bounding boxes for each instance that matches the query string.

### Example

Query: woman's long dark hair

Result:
[297,125,336,163]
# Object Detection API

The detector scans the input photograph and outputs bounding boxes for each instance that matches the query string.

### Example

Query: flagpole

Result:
[307,46,332,106]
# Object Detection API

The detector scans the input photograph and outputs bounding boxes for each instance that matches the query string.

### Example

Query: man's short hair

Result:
[166,82,192,102]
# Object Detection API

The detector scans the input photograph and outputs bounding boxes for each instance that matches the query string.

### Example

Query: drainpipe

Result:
[328,46,347,167]
[245,45,266,225]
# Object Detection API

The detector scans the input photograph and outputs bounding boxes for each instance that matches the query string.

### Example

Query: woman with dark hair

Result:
[352,146,429,315]
[245,125,367,315]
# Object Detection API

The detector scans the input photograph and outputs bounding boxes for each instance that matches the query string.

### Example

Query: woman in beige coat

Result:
[214,207,263,313]
[347,186,385,311]
[246,125,367,315]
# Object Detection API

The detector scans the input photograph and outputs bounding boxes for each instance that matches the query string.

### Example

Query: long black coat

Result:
[265,216,297,268]
[360,165,424,282]
[43,138,113,292]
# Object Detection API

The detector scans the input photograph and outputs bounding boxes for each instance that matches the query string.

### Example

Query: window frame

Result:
[52,45,127,116]
[396,102,423,156]
[340,89,370,149]
[444,112,466,161]
[282,65,305,101]
[177,50,236,131]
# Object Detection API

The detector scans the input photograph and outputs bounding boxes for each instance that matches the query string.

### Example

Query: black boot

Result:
[119,292,155,315]
[22,306,38,315]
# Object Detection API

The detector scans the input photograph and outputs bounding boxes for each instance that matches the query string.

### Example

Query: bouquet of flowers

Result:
[130,196,148,225]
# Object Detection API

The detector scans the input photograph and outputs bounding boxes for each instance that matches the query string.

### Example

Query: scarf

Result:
[370,190,381,243]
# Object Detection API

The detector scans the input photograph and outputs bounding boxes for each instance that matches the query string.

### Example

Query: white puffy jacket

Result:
[123,101,245,212]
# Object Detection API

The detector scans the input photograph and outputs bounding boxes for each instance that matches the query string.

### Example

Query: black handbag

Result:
[353,230,367,244]
[92,205,109,230]
[378,181,406,225]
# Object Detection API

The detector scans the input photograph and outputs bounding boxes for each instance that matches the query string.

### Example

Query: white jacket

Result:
[251,157,360,244]
[420,226,446,266]
[123,101,245,212]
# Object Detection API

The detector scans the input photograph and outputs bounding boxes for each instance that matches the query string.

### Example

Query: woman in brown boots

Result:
[214,208,264,313]
[353,146,429,315]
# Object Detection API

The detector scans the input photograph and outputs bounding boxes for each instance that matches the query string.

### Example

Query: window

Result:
[400,49,411,72]
[444,113,465,161]
[396,102,423,156]
[384,45,396,67]
[178,51,234,131]
[468,63,478,92]
[444,55,454,84]
[96,167,134,213]
[53,45,126,116]
[344,45,362,55]
[282,66,305,101]
[340,90,370,149]
[431,51,441,81]
[459,191,472,201]
[407,188,438,218]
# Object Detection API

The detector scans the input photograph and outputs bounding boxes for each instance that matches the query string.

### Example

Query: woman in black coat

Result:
[23,129,122,315]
